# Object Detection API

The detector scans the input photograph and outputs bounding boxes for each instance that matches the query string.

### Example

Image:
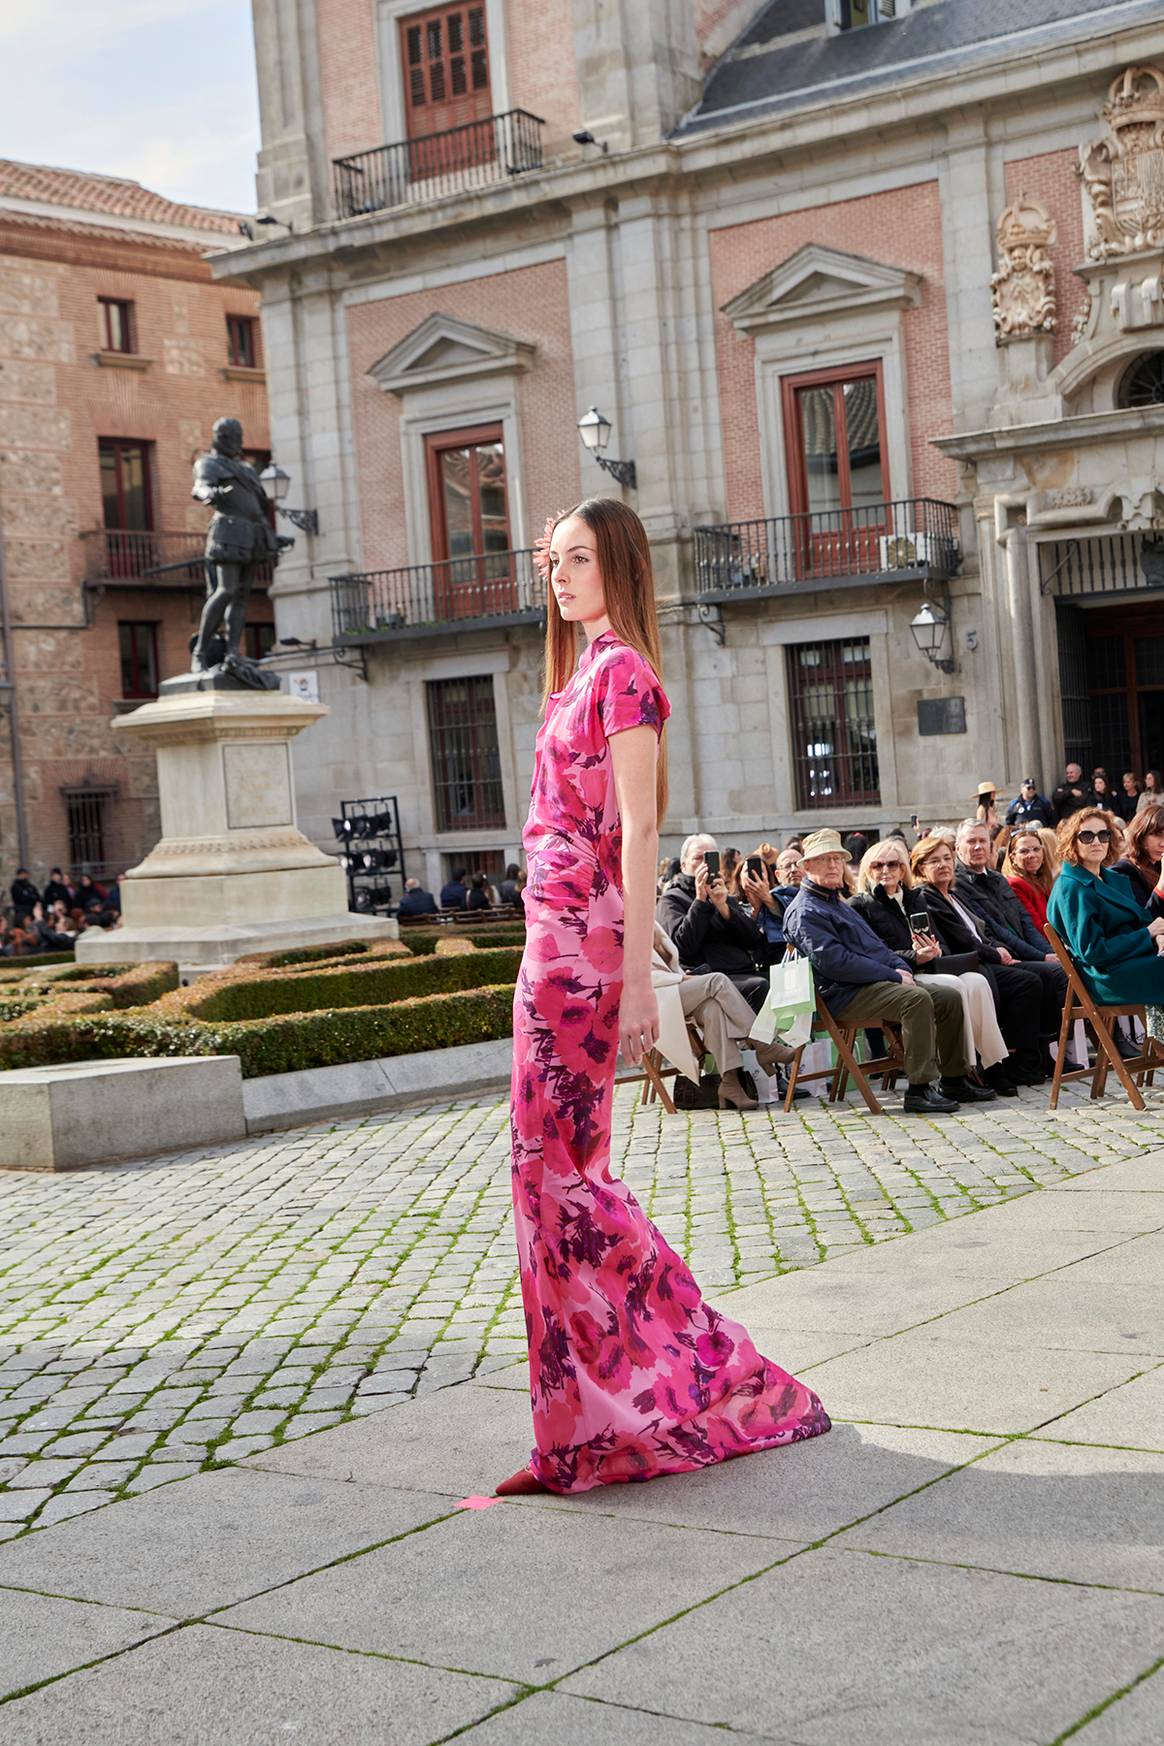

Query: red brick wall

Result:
[316,0,383,163]
[504,0,580,157]
[346,257,580,569]
[0,228,271,879]
[1003,149,1087,366]
[709,181,957,523]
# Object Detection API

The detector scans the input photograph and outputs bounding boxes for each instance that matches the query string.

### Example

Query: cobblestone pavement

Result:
[0,1082,1157,1539]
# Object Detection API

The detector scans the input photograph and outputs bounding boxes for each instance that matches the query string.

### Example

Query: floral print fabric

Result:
[509,629,830,1492]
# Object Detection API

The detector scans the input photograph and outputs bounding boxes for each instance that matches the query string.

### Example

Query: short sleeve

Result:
[596,647,671,741]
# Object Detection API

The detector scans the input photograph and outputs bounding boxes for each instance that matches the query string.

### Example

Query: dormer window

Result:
[830,0,909,28]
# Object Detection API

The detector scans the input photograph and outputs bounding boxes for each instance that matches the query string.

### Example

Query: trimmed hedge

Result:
[402,923,526,955]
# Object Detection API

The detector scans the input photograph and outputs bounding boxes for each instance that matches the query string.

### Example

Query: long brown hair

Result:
[1124,804,1164,876]
[541,497,669,822]
[1001,825,1055,896]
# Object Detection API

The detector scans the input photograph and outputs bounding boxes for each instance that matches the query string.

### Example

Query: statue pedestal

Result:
[76,689,396,975]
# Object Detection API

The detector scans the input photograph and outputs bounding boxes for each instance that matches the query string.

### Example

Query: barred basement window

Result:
[787,637,880,809]
[426,675,504,830]
[64,787,117,874]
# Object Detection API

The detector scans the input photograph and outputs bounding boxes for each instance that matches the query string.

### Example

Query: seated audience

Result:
[650,923,793,1111]
[1137,770,1163,813]
[782,829,973,1115]
[498,863,522,906]
[27,902,73,952]
[1053,763,1093,822]
[1111,804,1164,918]
[910,832,1045,1087]
[1116,772,1141,821]
[1006,778,1054,829]
[851,840,1002,1098]
[1090,773,1117,815]
[1002,827,1055,933]
[397,877,439,918]
[656,832,770,1013]
[954,819,1078,1073]
[1047,807,1164,1050]
[76,873,106,915]
[9,867,38,912]
[466,871,494,911]
[439,867,469,909]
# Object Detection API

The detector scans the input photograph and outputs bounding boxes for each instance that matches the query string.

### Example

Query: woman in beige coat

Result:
[650,923,793,1109]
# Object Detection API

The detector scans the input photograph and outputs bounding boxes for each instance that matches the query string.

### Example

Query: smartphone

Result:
[909,914,935,938]
[704,850,721,878]
[910,814,919,830]
[746,854,764,880]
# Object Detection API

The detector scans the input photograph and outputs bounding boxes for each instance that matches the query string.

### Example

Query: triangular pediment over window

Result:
[368,312,536,395]
[722,244,922,334]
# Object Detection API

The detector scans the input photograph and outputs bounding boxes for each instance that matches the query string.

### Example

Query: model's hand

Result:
[620,980,660,1066]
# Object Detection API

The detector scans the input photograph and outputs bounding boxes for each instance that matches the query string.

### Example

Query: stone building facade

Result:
[0,163,272,884]
[217,0,1164,893]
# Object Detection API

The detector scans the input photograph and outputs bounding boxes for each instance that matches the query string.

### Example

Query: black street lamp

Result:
[259,462,320,536]
[577,406,637,491]
[909,594,956,675]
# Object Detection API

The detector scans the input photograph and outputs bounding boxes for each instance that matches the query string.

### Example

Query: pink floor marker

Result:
[455,1494,502,1509]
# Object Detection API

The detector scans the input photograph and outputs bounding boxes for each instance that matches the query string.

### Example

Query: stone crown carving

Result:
[991,194,1057,339]
[1079,65,1164,259]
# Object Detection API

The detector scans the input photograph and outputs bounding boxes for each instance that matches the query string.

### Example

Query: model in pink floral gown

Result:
[508,627,830,1493]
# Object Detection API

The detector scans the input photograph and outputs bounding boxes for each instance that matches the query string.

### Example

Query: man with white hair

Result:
[656,832,770,1012]
[397,876,438,919]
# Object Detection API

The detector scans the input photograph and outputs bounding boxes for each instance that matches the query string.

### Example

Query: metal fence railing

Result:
[694,498,960,596]
[333,109,545,219]
[331,548,542,640]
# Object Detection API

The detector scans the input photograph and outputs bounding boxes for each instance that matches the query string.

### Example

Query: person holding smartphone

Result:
[656,832,772,1014]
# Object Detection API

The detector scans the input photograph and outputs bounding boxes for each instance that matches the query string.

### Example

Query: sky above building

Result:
[0,0,261,215]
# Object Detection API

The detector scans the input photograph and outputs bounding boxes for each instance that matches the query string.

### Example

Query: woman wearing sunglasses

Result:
[1046,808,1164,1048]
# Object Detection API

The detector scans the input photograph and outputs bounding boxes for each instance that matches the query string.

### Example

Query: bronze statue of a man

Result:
[190,418,290,676]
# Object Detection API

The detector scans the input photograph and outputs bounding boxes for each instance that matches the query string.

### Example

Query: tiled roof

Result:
[0,159,241,234]
[681,0,1160,132]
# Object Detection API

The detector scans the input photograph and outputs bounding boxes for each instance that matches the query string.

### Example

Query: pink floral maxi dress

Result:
[509,629,830,1492]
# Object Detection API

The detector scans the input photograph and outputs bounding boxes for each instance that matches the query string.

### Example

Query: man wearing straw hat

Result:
[784,829,972,1115]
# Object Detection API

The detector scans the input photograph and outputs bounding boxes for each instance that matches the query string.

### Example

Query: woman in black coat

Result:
[1110,804,1164,918]
[909,833,1045,1085]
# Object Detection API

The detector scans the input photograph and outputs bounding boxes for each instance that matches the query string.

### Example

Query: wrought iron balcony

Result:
[694,499,960,601]
[331,548,542,641]
[333,109,545,219]
[81,529,271,588]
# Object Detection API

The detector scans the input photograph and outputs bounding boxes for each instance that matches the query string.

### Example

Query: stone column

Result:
[252,0,325,229]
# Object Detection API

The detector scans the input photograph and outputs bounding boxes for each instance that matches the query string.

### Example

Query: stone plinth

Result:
[0,1056,246,1171]
[76,688,396,974]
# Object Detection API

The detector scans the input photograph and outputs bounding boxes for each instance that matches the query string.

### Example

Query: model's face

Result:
[960,828,991,871]
[805,853,847,889]
[1076,813,1110,873]
[776,852,803,885]
[919,842,955,888]
[1013,834,1044,874]
[549,515,605,628]
[868,852,905,895]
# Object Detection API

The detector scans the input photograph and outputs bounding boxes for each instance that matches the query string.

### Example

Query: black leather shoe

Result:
[984,1065,1019,1097]
[1008,1061,1045,1087]
[939,1076,997,1103]
[903,1083,960,1114]
[775,1069,811,1102]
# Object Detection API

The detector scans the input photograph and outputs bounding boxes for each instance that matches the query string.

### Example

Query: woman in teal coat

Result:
[1047,807,1164,1044]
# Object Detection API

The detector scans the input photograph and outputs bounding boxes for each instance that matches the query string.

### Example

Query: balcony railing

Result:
[81,529,271,587]
[694,499,960,600]
[331,548,542,641]
[333,109,545,219]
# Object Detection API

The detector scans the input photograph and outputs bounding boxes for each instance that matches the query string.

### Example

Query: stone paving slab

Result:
[835,1437,1164,1592]
[0,1466,453,1614]
[215,1506,800,1686]
[1070,1668,1164,1744]
[0,1623,520,1745]
[911,1278,1164,1358]
[1,1587,175,1702]
[0,1084,1158,1537]
[1056,1154,1163,1192]
[793,1332,1148,1435]
[720,1266,1022,1335]
[456,1690,775,1744]
[560,1546,1164,1746]
[1036,1365,1164,1453]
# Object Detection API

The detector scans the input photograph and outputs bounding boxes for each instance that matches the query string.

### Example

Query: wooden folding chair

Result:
[1043,922,1161,1112]
[620,1019,707,1116]
[781,987,904,1115]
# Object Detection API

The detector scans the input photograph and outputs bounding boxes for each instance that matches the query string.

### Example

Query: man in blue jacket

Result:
[783,830,982,1115]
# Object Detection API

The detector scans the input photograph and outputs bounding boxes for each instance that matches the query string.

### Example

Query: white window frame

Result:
[825,0,912,33]
[375,0,510,146]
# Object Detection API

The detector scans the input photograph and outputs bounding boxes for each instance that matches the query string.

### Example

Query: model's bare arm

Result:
[609,724,661,1065]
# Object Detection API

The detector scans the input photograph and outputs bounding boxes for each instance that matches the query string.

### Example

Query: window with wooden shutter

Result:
[400,3,493,176]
